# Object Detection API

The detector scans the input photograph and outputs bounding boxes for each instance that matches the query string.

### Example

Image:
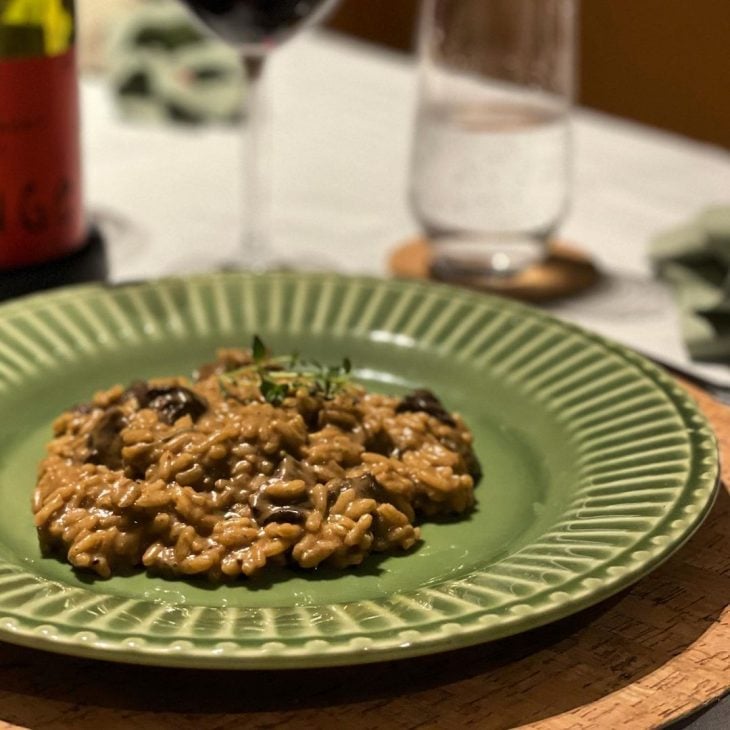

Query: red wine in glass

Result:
[181,0,337,52]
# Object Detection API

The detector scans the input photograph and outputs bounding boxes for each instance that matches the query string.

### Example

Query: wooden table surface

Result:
[0,380,728,730]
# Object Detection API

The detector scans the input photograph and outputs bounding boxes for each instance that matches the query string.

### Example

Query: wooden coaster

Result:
[389,237,602,302]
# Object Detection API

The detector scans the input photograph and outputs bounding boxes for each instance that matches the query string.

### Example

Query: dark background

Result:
[327,0,730,149]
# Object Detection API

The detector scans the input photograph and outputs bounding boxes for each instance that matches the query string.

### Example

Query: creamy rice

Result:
[33,346,479,580]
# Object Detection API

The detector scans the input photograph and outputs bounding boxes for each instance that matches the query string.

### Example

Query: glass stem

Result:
[242,54,269,269]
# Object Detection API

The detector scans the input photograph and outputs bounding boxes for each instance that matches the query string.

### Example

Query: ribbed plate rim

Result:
[0,272,719,668]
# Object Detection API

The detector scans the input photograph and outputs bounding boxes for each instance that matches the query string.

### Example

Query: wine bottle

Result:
[0,0,85,269]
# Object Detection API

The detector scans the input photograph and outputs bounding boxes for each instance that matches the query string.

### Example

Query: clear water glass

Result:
[410,0,577,281]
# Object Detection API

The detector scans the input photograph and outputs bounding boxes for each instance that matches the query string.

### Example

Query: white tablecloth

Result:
[82,32,730,381]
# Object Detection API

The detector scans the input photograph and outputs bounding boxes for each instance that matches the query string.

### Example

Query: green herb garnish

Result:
[217,336,353,405]
[252,335,267,364]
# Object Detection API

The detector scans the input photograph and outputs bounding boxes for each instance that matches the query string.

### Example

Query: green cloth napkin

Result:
[106,0,245,126]
[651,206,730,362]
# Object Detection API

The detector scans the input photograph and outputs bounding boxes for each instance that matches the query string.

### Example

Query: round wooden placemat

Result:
[0,380,727,730]
[389,237,602,302]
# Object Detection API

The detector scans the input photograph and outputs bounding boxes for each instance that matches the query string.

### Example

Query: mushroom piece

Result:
[260,506,308,526]
[326,473,382,507]
[271,455,317,485]
[395,389,456,426]
[364,426,396,456]
[125,382,208,425]
[250,456,317,526]
[86,407,126,469]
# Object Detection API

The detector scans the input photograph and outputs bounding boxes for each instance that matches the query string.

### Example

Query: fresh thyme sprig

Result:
[217,336,352,405]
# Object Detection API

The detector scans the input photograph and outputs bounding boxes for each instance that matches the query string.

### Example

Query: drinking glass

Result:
[410,0,577,281]
[179,0,341,268]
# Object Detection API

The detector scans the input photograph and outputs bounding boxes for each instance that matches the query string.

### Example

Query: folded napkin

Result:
[650,206,730,362]
[105,0,245,126]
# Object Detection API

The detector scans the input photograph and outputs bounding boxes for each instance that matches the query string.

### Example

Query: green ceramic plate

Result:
[0,273,719,668]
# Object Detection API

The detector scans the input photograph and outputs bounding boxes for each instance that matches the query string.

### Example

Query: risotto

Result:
[33,340,480,580]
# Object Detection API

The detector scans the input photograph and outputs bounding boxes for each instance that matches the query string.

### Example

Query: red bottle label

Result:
[0,48,84,269]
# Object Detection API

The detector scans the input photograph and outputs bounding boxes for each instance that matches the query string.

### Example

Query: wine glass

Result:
[179,0,341,268]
